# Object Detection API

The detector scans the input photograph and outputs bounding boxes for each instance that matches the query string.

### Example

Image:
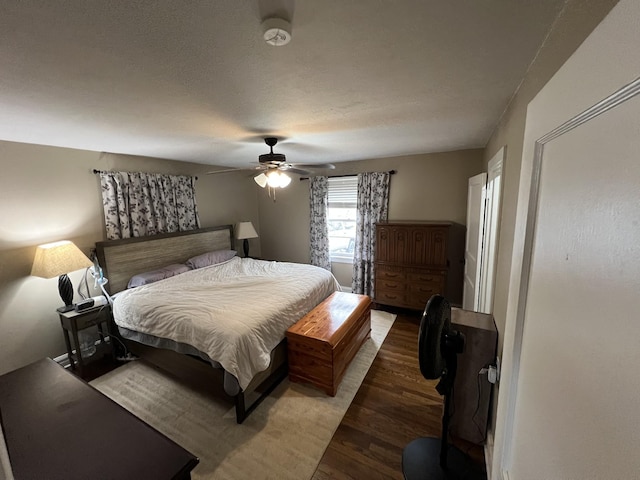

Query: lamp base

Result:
[243,239,250,258]
[58,273,74,310]
[57,304,75,313]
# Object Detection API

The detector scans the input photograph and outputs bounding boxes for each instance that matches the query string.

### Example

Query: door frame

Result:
[478,147,504,314]
[491,76,640,479]
[463,172,487,311]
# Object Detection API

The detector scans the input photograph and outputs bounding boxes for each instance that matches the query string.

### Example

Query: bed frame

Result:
[95,225,288,423]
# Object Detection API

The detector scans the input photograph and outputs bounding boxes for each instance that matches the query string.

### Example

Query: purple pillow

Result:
[127,264,191,288]
[186,249,237,269]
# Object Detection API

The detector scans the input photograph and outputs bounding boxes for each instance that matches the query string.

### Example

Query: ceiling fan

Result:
[207,137,335,189]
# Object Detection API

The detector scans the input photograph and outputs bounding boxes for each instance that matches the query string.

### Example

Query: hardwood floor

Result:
[312,309,486,479]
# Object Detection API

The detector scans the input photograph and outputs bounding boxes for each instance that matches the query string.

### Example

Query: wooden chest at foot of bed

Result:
[286,292,372,396]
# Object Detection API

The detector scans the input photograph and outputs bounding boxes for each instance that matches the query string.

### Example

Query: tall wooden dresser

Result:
[374,222,465,309]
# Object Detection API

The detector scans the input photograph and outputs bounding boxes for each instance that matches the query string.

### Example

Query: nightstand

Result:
[58,305,115,379]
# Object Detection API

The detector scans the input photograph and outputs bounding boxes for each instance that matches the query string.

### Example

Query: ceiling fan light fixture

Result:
[279,172,292,187]
[266,170,291,188]
[254,173,268,188]
[262,18,292,46]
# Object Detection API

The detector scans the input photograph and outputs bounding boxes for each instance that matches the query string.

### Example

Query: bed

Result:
[96,225,340,422]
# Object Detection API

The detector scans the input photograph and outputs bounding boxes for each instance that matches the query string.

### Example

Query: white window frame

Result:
[327,176,358,264]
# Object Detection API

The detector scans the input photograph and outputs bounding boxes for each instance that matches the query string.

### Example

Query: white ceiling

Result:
[0,0,565,169]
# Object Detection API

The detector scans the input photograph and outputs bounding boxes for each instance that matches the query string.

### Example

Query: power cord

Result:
[472,369,488,443]
[82,304,134,362]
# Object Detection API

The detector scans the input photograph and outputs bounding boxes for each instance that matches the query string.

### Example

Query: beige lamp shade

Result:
[31,240,93,279]
[235,222,258,258]
[235,222,258,240]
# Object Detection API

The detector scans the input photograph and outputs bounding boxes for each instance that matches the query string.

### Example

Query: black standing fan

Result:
[402,295,486,480]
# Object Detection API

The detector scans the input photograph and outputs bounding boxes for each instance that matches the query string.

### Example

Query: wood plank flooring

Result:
[312,310,486,479]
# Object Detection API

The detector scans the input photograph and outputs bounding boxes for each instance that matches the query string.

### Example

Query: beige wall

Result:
[0,143,481,373]
[258,149,484,287]
[480,0,618,465]
[0,140,259,374]
[484,0,618,355]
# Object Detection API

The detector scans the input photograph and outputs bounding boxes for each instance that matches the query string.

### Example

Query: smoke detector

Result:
[262,17,292,46]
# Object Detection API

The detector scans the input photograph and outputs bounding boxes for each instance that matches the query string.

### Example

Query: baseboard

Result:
[340,286,352,293]
[52,336,112,369]
[484,431,494,479]
[53,352,71,369]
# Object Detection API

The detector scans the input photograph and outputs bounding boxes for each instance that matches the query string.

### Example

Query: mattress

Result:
[112,257,340,390]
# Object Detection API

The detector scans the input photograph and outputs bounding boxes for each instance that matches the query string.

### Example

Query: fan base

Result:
[402,437,486,480]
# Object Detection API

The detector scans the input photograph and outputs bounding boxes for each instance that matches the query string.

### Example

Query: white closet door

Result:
[462,172,486,311]
[478,148,504,314]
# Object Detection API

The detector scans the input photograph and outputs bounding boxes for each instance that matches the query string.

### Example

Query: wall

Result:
[0,140,259,375]
[257,149,484,287]
[478,0,618,467]
[495,1,639,477]
[484,0,618,357]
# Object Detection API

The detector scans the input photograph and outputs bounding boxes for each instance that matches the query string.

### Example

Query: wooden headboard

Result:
[96,225,234,294]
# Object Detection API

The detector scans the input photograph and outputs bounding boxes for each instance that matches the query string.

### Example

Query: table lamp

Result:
[31,240,93,312]
[235,222,258,257]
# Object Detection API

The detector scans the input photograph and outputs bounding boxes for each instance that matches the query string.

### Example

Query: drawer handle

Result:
[385,294,398,299]
[384,282,398,288]
[385,273,399,278]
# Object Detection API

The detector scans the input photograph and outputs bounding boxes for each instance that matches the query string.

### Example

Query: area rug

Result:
[90,310,396,480]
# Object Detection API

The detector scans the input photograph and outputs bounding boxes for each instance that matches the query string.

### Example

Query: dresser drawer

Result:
[377,279,405,291]
[376,269,405,281]
[409,284,442,297]
[407,271,445,284]
[408,280,444,293]
[375,288,406,306]
[410,288,443,309]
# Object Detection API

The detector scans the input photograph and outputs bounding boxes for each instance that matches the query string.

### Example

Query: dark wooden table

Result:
[0,358,199,480]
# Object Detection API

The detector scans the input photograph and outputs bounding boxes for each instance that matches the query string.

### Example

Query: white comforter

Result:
[112,257,340,390]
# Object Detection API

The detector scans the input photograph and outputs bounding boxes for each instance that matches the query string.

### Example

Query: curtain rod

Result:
[299,170,396,181]
[92,169,198,180]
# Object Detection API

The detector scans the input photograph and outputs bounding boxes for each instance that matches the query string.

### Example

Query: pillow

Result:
[127,263,191,288]
[186,249,237,269]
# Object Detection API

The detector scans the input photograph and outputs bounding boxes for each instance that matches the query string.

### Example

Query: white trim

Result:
[484,431,494,480]
[52,335,113,370]
[0,417,14,480]
[330,255,354,264]
[340,285,352,293]
[53,352,71,368]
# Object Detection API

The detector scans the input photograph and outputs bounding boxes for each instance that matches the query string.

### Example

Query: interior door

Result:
[478,148,504,314]
[462,172,486,311]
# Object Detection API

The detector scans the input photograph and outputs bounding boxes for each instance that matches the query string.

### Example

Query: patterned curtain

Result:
[99,171,200,240]
[309,176,331,270]
[352,172,390,295]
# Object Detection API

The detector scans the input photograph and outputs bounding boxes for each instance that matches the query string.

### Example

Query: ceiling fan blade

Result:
[205,168,245,175]
[206,165,266,175]
[284,167,313,176]
[290,163,336,170]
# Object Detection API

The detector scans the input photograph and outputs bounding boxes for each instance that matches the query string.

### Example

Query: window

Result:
[327,176,358,263]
